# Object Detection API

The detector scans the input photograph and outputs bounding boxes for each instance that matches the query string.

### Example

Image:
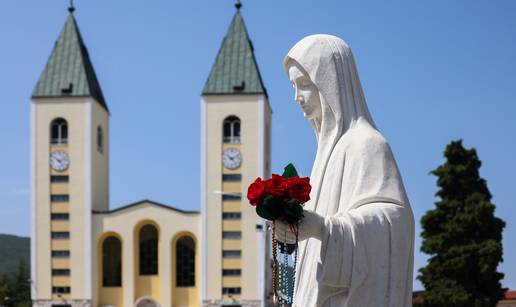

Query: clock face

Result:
[50,151,70,172]
[222,148,242,169]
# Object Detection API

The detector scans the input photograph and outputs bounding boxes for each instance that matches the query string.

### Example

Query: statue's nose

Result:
[294,87,303,103]
[294,88,299,100]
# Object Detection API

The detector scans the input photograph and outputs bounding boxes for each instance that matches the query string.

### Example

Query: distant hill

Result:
[0,234,30,276]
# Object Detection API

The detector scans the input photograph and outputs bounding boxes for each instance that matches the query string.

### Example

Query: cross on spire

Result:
[68,0,75,13]
[235,0,242,10]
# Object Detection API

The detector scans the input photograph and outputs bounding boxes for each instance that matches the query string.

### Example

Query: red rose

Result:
[264,174,289,199]
[287,176,311,203]
[247,177,266,206]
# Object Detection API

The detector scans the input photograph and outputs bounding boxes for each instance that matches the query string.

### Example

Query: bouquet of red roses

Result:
[247,164,311,224]
[248,164,310,306]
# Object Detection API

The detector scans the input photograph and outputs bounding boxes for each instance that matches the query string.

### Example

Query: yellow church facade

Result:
[30,3,272,307]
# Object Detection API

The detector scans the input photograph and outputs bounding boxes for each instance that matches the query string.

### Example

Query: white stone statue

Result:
[276,34,415,306]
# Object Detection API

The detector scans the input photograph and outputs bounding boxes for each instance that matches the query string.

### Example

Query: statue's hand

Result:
[274,220,297,244]
[274,210,325,243]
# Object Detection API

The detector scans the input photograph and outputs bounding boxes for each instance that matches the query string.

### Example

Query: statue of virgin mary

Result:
[276,35,415,306]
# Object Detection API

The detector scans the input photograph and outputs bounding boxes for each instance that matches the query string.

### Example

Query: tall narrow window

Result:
[223,116,241,144]
[50,118,68,145]
[176,236,195,287]
[102,236,122,287]
[97,126,103,153]
[139,225,158,275]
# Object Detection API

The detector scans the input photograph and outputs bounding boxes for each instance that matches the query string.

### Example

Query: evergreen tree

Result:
[4,260,30,307]
[0,276,9,306]
[418,140,506,307]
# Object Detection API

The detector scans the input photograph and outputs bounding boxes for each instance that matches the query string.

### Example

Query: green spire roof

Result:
[32,12,108,111]
[203,9,267,96]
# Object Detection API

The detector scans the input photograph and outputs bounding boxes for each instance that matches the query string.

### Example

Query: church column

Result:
[123,228,135,306]
[160,230,172,307]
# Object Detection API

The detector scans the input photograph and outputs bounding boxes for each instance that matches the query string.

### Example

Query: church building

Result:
[30,3,272,307]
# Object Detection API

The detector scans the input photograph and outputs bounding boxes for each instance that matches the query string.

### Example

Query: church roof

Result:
[92,199,200,215]
[202,7,267,96]
[32,11,108,111]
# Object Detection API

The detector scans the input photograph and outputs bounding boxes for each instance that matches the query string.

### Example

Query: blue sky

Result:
[1,0,515,291]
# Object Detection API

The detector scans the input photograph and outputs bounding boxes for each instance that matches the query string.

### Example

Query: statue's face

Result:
[287,60,322,120]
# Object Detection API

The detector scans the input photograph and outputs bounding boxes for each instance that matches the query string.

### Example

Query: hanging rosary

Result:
[246,164,310,306]
[272,221,299,306]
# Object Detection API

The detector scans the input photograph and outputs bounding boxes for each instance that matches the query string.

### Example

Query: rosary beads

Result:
[272,221,299,306]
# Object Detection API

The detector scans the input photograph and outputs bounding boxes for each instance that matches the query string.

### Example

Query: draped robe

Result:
[284,35,414,307]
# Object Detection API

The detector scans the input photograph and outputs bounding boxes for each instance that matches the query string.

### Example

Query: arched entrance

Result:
[134,296,160,307]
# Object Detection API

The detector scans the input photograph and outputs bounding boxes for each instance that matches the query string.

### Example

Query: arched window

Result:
[102,236,122,287]
[97,126,103,153]
[135,297,159,307]
[139,225,158,275]
[176,236,195,287]
[223,116,240,144]
[50,118,68,145]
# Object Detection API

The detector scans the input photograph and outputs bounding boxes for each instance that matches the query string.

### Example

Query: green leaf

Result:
[261,195,276,207]
[281,200,304,224]
[282,163,299,178]
[292,203,304,216]
[256,204,275,220]
[256,196,283,221]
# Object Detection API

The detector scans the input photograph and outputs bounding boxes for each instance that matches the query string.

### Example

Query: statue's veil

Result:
[284,34,376,211]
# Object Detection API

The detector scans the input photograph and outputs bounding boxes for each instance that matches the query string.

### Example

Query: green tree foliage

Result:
[417,140,506,307]
[1,260,31,307]
[0,277,9,306]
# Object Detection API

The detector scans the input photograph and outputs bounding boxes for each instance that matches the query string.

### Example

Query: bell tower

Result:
[30,5,109,306]
[201,3,272,307]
